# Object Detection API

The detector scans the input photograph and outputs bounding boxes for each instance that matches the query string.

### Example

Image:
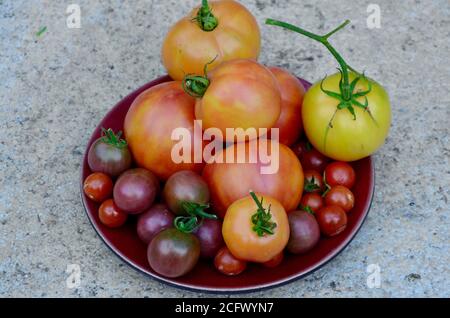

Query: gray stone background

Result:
[1,0,449,298]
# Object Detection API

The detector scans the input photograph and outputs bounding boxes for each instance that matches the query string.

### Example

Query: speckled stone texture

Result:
[0,0,449,298]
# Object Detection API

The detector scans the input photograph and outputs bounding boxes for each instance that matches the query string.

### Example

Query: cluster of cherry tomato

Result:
[84,126,357,278]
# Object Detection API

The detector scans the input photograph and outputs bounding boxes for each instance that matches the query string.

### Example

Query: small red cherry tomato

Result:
[292,141,330,172]
[300,193,324,213]
[83,172,113,203]
[324,162,356,189]
[316,205,347,237]
[304,170,325,193]
[324,186,355,212]
[262,252,284,268]
[214,247,247,276]
[98,199,128,228]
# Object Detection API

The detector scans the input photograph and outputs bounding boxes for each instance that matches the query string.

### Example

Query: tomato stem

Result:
[174,202,217,233]
[195,0,218,31]
[266,18,352,100]
[100,128,128,149]
[182,57,216,98]
[249,191,277,237]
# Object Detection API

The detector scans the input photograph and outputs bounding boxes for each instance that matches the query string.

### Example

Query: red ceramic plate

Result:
[80,75,374,293]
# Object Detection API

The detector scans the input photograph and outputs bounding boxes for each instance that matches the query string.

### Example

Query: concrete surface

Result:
[0,0,449,298]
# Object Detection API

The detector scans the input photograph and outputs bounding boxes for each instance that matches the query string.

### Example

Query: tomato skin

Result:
[98,199,128,228]
[325,161,356,189]
[303,72,391,161]
[147,228,200,278]
[162,0,260,81]
[195,59,281,142]
[163,170,210,216]
[87,137,132,177]
[83,172,113,202]
[262,252,284,268]
[324,186,355,212]
[268,67,305,146]
[124,82,204,180]
[214,247,247,276]
[222,194,290,263]
[203,140,304,218]
[316,205,347,237]
[300,193,324,213]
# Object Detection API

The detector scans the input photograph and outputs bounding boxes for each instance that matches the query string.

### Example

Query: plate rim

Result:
[80,75,375,294]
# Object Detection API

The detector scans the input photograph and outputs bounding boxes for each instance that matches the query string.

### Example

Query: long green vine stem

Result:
[265,18,373,117]
[195,0,218,31]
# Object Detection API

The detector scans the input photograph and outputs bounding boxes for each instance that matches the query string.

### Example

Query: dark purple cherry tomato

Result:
[324,161,356,189]
[316,205,348,237]
[88,128,132,177]
[83,172,113,202]
[287,210,320,254]
[163,170,210,216]
[137,204,175,244]
[147,228,200,278]
[113,168,159,214]
[214,247,247,276]
[194,218,224,258]
[324,185,355,212]
[293,141,330,172]
[98,199,128,228]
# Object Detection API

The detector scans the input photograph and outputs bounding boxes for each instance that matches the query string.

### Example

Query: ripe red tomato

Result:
[324,186,355,212]
[292,141,330,172]
[263,252,284,268]
[162,0,260,81]
[124,82,204,180]
[316,205,347,237]
[303,170,325,193]
[203,140,304,218]
[98,199,128,228]
[325,161,356,189]
[268,67,306,146]
[83,172,113,203]
[214,247,247,276]
[300,193,324,213]
[194,59,281,142]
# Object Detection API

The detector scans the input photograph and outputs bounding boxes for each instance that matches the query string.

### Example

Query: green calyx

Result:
[182,57,216,98]
[304,176,320,193]
[250,191,277,237]
[195,0,218,32]
[174,202,218,233]
[100,128,128,149]
[265,19,373,120]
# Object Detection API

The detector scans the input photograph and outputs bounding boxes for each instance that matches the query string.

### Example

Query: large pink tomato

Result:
[202,139,304,218]
[124,82,203,180]
[268,67,306,146]
[194,59,281,142]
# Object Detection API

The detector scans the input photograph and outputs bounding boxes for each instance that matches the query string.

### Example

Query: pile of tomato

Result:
[83,0,391,279]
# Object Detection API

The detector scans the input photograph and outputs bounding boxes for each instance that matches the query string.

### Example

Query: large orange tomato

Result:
[268,67,306,146]
[124,82,203,180]
[203,139,303,218]
[162,0,261,81]
[193,59,281,142]
[222,193,289,263]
